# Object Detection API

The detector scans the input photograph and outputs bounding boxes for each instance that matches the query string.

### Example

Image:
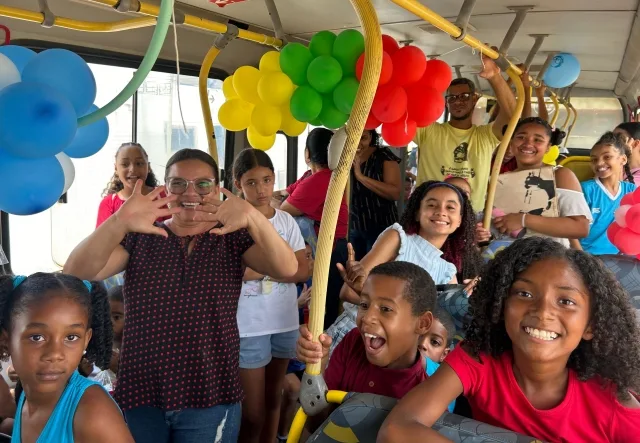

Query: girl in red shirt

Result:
[379,236,640,443]
[96,142,162,227]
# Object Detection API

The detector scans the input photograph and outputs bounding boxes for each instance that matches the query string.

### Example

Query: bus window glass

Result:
[267,134,288,190]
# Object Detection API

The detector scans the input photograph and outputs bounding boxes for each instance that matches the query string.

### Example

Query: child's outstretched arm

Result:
[74,386,134,442]
[377,363,464,443]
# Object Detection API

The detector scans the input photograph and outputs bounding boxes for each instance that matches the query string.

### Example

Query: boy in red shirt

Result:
[296,261,437,430]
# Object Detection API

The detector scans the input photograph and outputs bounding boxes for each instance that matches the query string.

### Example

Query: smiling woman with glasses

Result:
[63,148,299,443]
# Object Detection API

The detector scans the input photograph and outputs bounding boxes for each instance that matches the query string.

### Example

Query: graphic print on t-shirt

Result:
[453,142,469,163]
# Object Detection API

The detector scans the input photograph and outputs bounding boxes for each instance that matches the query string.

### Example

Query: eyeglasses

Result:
[445,93,473,104]
[166,177,217,195]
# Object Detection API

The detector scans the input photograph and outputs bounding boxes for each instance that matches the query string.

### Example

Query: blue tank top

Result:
[12,371,106,443]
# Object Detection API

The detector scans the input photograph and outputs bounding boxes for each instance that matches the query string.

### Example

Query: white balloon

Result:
[328,126,348,171]
[55,152,75,194]
[0,53,20,92]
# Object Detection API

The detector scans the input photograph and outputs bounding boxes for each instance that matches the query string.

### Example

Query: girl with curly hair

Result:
[0,273,133,442]
[379,236,640,443]
[96,142,162,228]
[325,181,482,356]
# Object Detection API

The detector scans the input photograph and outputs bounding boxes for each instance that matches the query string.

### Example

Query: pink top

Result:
[445,344,640,442]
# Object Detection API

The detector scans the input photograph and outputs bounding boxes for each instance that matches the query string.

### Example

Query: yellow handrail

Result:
[287,391,349,443]
[199,46,221,165]
[84,0,284,48]
[0,4,156,32]
[550,93,560,127]
[564,103,578,147]
[560,101,571,131]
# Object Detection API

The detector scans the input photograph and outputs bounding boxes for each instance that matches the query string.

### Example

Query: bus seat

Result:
[436,285,470,344]
[599,255,640,313]
[559,156,594,182]
[309,393,540,443]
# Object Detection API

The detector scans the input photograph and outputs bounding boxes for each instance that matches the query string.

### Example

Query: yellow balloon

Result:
[258,72,294,106]
[248,125,276,151]
[543,145,560,166]
[222,76,237,99]
[280,106,307,137]
[259,51,281,73]
[218,98,253,132]
[251,104,282,136]
[233,66,262,104]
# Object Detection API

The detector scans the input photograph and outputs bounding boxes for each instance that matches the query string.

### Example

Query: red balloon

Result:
[418,59,453,93]
[621,193,636,207]
[633,187,640,204]
[607,222,623,244]
[356,51,393,86]
[371,84,407,123]
[390,46,427,87]
[626,204,640,234]
[382,34,400,55]
[614,227,640,255]
[381,116,417,147]
[406,86,445,127]
[364,112,381,130]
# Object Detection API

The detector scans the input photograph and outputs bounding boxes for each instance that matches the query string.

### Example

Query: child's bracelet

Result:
[522,213,527,228]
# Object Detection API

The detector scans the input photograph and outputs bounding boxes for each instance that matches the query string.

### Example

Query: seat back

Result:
[436,285,470,344]
[559,156,594,182]
[599,255,640,315]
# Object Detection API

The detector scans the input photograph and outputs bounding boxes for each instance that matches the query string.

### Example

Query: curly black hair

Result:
[369,261,436,316]
[593,131,635,184]
[466,236,640,399]
[103,142,159,197]
[399,181,483,281]
[0,273,113,370]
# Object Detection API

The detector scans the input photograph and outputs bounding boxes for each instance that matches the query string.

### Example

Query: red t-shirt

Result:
[286,170,312,195]
[284,169,348,240]
[445,344,640,442]
[96,190,169,228]
[324,328,426,398]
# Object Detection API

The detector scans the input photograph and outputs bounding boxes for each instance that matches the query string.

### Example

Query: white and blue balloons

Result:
[0,46,109,215]
[542,53,581,89]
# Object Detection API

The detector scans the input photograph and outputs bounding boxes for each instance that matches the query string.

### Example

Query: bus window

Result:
[266,133,289,191]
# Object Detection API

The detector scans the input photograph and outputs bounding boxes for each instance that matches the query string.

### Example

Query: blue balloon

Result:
[0,46,36,73]
[64,104,109,159]
[542,53,581,89]
[22,48,96,115]
[0,150,64,215]
[0,82,78,159]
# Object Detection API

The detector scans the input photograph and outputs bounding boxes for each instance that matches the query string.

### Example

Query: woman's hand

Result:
[353,154,364,179]
[519,65,531,89]
[296,324,331,365]
[463,276,480,297]
[298,284,312,308]
[475,222,492,244]
[114,180,180,237]
[194,188,260,235]
[336,243,367,294]
[493,213,524,234]
[479,46,501,80]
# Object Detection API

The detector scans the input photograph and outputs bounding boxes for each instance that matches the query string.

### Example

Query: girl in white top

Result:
[233,148,309,443]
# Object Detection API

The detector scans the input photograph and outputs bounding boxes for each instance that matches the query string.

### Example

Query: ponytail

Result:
[550,128,566,147]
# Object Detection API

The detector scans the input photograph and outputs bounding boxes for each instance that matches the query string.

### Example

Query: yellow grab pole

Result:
[84,0,283,48]
[482,69,525,228]
[199,47,221,165]
[550,94,560,127]
[0,5,156,32]
[306,0,382,375]
[560,101,571,131]
[305,0,381,374]
[564,104,577,147]
[287,391,349,443]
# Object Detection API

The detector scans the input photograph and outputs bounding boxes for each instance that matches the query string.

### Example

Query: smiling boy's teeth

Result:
[524,327,558,341]
[364,333,378,339]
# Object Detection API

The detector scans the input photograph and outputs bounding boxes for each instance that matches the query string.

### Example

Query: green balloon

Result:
[319,94,348,129]
[332,29,365,76]
[333,77,360,114]
[310,31,337,58]
[310,117,323,126]
[307,56,343,94]
[279,43,313,86]
[290,85,323,122]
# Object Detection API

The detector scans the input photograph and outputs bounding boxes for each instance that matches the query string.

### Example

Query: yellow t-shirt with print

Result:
[415,122,499,211]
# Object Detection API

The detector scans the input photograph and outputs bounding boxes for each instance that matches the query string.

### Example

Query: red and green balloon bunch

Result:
[608,188,640,256]
[361,35,451,147]
[280,30,364,129]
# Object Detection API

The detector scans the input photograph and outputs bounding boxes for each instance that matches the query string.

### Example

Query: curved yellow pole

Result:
[305,0,382,375]
[0,5,156,32]
[564,104,577,148]
[199,47,221,165]
[550,94,560,127]
[287,391,349,443]
[482,69,525,227]
[560,101,571,131]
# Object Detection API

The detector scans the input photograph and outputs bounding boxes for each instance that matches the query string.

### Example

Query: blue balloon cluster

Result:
[542,52,581,89]
[0,46,110,216]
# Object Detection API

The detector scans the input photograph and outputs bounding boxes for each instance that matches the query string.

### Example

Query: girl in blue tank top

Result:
[3,273,133,443]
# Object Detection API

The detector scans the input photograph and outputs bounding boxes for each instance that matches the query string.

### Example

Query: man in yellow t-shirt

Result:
[414,55,516,211]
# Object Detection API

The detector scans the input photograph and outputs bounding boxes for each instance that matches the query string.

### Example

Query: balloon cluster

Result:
[0,46,109,216]
[608,188,640,256]
[218,51,306,151]
[362,36,451,147]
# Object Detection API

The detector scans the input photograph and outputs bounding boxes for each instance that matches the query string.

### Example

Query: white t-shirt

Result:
[237,209,305,337]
